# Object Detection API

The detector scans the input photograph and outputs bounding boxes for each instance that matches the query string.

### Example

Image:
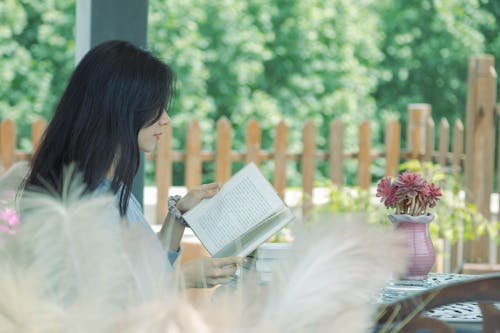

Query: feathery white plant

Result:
[0,165,178,331]
[0,166,407,333]
[197,213,407,333]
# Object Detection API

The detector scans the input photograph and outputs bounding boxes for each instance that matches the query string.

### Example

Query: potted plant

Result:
[376,171,442,280]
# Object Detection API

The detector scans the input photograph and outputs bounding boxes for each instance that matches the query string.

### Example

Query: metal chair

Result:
[376,273,500,333]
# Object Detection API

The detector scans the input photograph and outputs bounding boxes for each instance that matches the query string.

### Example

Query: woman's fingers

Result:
[177,183,222,212]
[206,277,233,286]
[197,182,221,198]
[199,182,221,190]
[209,263,237,278]
[207,256,242,278]
[181,256,243,288]
[212,256,244,267]
[205,258,240,286]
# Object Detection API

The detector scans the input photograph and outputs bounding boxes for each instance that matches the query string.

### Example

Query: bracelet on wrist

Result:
[168,195,189,227]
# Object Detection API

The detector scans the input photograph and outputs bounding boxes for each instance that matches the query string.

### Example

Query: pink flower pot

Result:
[388,213,435,280]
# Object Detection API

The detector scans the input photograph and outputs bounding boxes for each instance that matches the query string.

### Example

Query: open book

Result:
[183,163,295,258]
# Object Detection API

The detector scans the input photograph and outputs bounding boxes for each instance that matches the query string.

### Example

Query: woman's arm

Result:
[157,212,185,252]
[157,182,243,288]
[157,183,221,253]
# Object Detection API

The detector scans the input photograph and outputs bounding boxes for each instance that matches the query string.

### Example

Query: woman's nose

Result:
[159,110,170,126]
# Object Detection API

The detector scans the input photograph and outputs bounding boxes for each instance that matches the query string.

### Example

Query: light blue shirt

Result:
[95,179,180,266]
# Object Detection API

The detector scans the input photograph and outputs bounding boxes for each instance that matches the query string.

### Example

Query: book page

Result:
[183,163,286,255]
[212,207,294,258]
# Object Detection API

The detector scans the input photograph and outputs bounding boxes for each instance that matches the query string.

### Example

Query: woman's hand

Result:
[181,256,243,288]
[177,183,221,213]
[159,183,220,252]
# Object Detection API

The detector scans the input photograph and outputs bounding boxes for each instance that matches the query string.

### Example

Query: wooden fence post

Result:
[464,55,497,263]
[185,120,202,190]
[449,119,464,271]
[385,120,400,178]
[302,119,316,215]
[155,123,173,224]
[31,117,47,154]
[329,119,344,186]
[497,103,500,263]
[451,119,464,176]
[1,119,17,170]
[274,121,288,199]
[245,118,261,166]
[215,117,232,184]
[424,117,435,162]
[357,120,371,189]
[407,103,431,159]
[437,118,450,167]
[434,117,450,273]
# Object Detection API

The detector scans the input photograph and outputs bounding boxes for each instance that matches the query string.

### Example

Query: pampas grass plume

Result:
[0,165,408,333]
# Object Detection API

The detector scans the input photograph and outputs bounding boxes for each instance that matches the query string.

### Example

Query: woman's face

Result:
[138,110,170,152]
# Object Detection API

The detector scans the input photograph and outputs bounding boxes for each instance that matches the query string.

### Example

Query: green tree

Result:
[374,0,492,127]
[2,0,496,187]
[149,0,384,184]
[479,0,500,63]
[0,0,75,150]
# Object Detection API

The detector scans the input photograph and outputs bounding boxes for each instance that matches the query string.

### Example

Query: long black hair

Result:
[24,40,175,215]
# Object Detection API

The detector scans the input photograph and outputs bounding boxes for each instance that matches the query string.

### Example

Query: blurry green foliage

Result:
[313,160,494,243]
[374,0,495,126]
[399,160,492,243]
[0,0,75,150]
[148,0,383,184]
[1,0,499,186]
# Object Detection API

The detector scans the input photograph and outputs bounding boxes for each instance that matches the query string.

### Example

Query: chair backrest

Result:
[376,273,500,333]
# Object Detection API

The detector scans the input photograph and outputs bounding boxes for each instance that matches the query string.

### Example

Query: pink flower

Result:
[376,177,392,202]
[0,208,20,236]
[393,172,426,199]
[0,208,19,227]
[425,183,442,208]
[376,172,441,216]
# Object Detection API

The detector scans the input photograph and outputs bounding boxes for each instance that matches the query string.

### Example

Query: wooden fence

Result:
[0,110,466,214]
[150,108,464,220]
[0,55,498,272]
[0,109,472,263]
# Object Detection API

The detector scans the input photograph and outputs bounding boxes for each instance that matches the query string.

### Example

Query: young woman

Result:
[23,40,241,288]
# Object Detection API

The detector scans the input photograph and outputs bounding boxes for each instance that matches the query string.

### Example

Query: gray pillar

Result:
[76,0,149,62]
[76,0,149,208]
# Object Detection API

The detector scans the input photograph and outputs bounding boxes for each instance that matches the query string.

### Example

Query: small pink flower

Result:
[384,186,398,209]
[0,208,20,237]
[425,183,442,208]
[394,172,425,197]
[376,177,392,202]
[0,208,20,227]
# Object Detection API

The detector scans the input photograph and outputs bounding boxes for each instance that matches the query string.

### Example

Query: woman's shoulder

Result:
[93,179,148,226]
